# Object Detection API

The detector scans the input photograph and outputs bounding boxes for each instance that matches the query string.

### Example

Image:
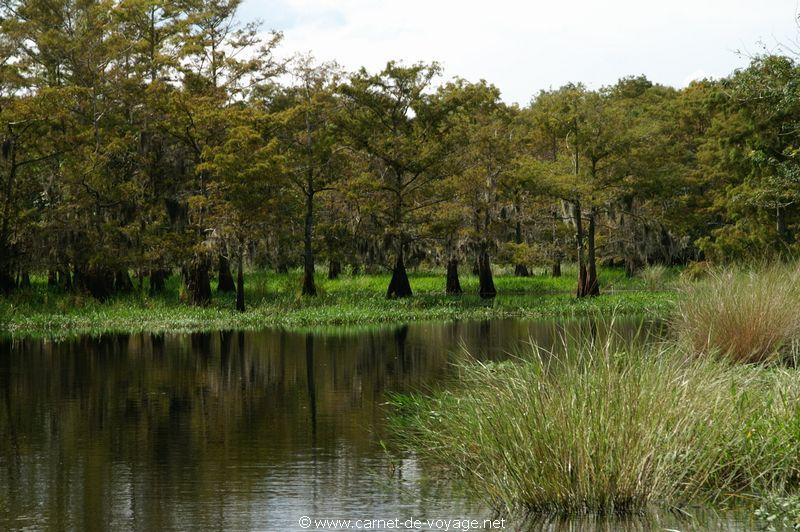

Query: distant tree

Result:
[337,62,456,298]
[275,57,346,296]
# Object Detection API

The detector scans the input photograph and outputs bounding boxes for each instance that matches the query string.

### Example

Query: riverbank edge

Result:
[1,290,674,340]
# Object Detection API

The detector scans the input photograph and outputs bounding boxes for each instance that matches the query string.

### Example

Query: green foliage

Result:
[2,1,800,305]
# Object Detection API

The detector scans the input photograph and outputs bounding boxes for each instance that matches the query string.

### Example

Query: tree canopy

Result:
[2,1,799,304]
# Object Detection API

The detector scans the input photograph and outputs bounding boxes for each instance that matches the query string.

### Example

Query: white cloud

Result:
[242,0,800,104]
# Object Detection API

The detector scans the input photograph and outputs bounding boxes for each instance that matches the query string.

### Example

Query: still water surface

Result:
[0,319,757,530]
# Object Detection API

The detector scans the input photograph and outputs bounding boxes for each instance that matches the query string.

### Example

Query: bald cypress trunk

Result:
[302,191,316,296]
[328,259,341,280]
[585,209,600,296]
[0,269,12,293]
[217,253,235,293]
[115,270,133,293]
[514,219,529,277]
[149,269,169,294]
[477,247,496,299]
[235,251,245,312]
[446,259,462,295]
[386,245,412,298]
[551,260,561,277]
[573,201,589,298]
[185,256,212,306]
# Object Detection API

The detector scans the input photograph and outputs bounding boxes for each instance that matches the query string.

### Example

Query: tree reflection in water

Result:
[0,318,657,530]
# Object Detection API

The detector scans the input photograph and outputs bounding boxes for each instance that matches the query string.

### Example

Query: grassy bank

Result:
[389,263,800,519]
[389,336,800,517]
[0,266,675,339]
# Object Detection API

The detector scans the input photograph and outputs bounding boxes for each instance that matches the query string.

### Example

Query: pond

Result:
[0,319,757,530]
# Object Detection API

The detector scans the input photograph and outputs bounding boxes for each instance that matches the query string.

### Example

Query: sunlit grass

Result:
[389,330,800,517]
[0,266,671,339]
[673,263,800,364]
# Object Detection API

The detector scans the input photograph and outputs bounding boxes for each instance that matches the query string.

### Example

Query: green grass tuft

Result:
[389,330,800,517]
[673,263,800,364]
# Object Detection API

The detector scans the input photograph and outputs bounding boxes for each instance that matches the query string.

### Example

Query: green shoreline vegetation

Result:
[0,265,674,339]
[389,263,800,523]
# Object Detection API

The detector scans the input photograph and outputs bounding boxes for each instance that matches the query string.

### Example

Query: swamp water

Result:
[0,319,758,530]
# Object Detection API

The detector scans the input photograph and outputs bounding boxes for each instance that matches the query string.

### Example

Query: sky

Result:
[239,0,800,104]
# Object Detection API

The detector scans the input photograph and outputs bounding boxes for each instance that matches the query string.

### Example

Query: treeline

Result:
[1,1,798,307]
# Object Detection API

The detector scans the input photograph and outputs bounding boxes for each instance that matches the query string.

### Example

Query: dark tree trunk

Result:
[302,192,316,296]
[386,246,412,298]
[585,209,600,296]
[48,270,57,287]
[477,248,496,299]
[82,266,115,300]
[446,259,463,295]
[114,270,133,293]
[777,206,793,247]
[149,269,169,294]
[235,251,245,312]
[573,201,591,298]
[217,253,235,293]
[514,218,529,277]
[19,271,30,289]
[185,257,212,306]
[328,259,341,280]
[58,268,72,291]
[551,259,561,277]
[0,269,13,293]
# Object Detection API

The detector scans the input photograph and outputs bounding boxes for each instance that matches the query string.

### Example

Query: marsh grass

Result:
[673,263,800,363]
[638,264,671,291]
[389,331,800,516]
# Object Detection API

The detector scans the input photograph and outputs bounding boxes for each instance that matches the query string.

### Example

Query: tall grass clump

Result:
[389,335,800,516]
[673,263,800,363]
[638,264,669,291]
